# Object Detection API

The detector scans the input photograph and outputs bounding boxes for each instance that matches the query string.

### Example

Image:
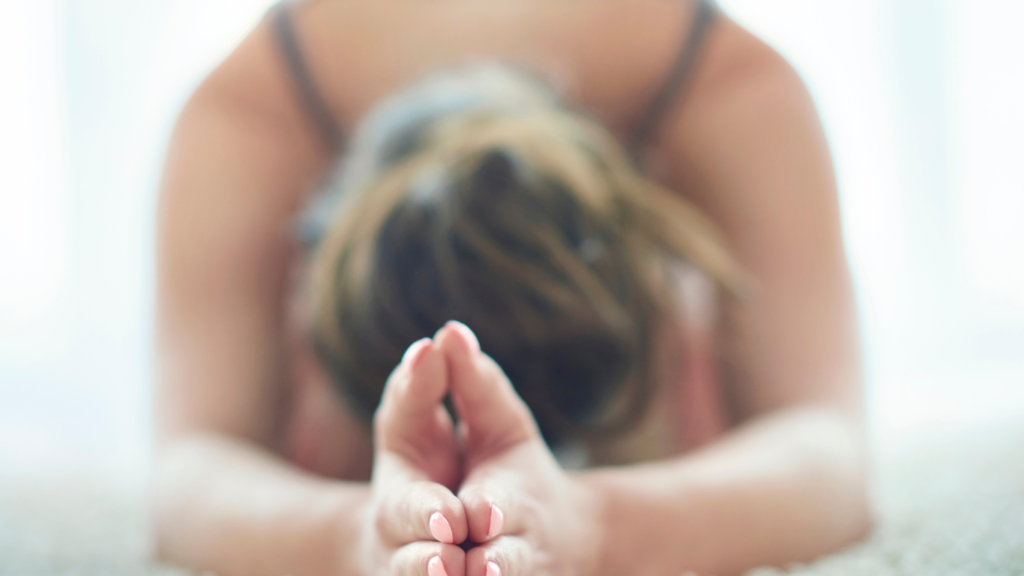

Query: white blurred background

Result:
[0,0,1021,476]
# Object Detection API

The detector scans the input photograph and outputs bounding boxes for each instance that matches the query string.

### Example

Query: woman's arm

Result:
[582,17,870,575]
[154,435,367,575]
[155,18,472,575]
[153,19,358,575]
[655,16,863,422]
[579,408,868,576]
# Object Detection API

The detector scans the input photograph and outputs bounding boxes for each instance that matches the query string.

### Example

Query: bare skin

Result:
[154,0,870,575]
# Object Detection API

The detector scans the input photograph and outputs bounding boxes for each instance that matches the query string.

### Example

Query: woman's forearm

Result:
[153,433,369,576]
[578,407,871,576]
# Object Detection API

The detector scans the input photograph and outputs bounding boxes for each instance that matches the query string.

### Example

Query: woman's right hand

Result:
[353,338,468,576]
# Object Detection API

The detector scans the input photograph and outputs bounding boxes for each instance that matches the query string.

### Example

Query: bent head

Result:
[306,65,742,446]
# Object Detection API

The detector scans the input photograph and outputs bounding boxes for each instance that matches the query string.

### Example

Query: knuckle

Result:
[372,502,392,539]
[390,543,436,576]
[459,488,492,515]
[410,481,448,514]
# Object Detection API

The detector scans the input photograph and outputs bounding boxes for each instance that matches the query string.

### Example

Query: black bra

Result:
[269,0,718,164]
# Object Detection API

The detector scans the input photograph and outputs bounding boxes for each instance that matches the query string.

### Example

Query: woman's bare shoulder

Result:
[676,12,818,141]
[650,12,828,199]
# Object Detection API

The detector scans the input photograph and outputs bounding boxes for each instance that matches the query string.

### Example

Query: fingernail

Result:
[447,321,480,354]
[402,338,432,369]
[486,560,501,576]
[429,511,454,544]
[428,555,448,576]
[487,504,504,539]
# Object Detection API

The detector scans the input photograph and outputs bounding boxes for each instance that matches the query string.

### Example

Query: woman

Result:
[153,0,870,575]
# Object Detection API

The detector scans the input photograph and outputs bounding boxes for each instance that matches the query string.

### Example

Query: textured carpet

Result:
[2,421,1022,576]
[751,420,1024,576]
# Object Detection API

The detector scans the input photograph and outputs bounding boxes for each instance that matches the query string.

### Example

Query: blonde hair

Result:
[306,67,744,444]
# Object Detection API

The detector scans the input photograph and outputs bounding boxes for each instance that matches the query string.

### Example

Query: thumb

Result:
[435,322,540,457]
[374,338,457,482]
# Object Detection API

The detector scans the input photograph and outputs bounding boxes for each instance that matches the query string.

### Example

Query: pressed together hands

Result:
[360,321,602,576]
[154,319,868,576]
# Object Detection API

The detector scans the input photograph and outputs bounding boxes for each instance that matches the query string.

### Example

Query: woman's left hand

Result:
[434,322,605,576]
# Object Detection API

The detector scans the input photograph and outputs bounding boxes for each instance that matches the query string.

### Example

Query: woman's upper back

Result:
[274,0,718,152]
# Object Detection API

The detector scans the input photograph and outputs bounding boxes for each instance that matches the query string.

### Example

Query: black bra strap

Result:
[628,0,717,164]
[270,1,343,148]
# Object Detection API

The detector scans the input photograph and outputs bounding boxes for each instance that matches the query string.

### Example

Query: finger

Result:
[434,322,539,449]
[457,461,532,543]
[375,338,452,450]
[374,477,469,546]
[389,541,466,576]
[465,536,533,576]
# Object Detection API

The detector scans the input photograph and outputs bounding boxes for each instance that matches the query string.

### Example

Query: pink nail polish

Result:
[487,505,504,539]
[428,555,449,576]
[485,560,501,576]
[402,338,432,369]
[447,321,480,353]
[429,511,454,544]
